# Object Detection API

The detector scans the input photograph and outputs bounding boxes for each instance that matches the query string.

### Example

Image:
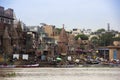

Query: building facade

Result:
[0,6,14,55]
[0,6,25,64]
[43,24,56,38]
[72,28,82,36]
[58,25,68,56]
[108,41,120,61]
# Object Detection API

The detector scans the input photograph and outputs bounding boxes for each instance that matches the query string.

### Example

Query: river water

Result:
[0,68,120,80]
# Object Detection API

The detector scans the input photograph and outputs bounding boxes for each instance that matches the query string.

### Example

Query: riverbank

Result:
[0,63,120,68]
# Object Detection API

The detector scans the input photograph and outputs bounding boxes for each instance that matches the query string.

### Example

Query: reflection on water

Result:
[1,68,120,80]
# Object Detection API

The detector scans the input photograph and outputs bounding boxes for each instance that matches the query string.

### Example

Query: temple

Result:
[58,24,68,56]
[0,6,23,61]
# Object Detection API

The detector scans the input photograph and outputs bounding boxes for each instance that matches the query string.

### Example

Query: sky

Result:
[0,0,120,31]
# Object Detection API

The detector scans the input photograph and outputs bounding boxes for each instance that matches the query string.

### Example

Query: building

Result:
[58,25,68,56]
[0,6,26,64]
[42,24,60,41]
[42,24,56,38]
[0,6,15,55]
[27,25,56,61]
[72,28,92,36]
[72,28,82,36]
[82,29,92,35]
[108,41,120,61]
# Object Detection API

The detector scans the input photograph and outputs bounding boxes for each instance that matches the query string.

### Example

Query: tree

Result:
[56,28,62,34]
[93,28,106,35]
[96,28,105,33]
[99,32,114,46]
[113,37,120,41]
[91,36,99,47]
[75,34,88,40]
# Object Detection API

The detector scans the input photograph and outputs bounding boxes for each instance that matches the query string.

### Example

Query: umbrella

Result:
[56,57,62,61]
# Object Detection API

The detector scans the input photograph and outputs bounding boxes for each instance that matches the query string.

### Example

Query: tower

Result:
[3,27,12,54]
[11,25,19,45]
[58,24,68,55]
[16,21,24,49]
[0,6,14,54]
[107,23,110,32]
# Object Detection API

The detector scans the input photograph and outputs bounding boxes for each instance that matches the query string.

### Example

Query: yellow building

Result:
[43,24,55,38]
[108,41,120,61]
[43,24,60,43]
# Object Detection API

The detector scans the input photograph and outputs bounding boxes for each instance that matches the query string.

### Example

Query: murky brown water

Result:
[0,68,120,80]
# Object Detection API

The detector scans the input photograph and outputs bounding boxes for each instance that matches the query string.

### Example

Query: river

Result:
[0,68,120,80]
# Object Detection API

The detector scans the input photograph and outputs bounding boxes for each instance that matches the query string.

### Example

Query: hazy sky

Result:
[0,0,120,31]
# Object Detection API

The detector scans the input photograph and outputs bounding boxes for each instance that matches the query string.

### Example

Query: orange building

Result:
[108,41,120,61]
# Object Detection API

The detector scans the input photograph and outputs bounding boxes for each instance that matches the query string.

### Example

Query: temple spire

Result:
[3,27,10,39]
[3,27,12,54]
[59,25,68,43]
[58,24,68,55]
[11,25,18,39]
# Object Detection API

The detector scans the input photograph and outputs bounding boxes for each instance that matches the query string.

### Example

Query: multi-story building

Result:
[0,6,15,55]
[41,24,59,42]
[72,28,92,36]
[82,29,92,35]
[27,25,56,61]
[0,6,26,64]
[42,24,56,38]
[72,28,82,36]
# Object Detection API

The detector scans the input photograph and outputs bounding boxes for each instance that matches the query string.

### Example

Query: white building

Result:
[72,28,92,36]
[82,29,92,35]
[27,26,39,32]
[72,28,82,36]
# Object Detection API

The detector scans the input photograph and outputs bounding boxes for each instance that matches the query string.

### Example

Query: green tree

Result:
[96,28,105,33]
[56,28,62,34]
[91,36,99,46]
[113,37,120,41]
[75,34,88,40]
[99,32,114,46]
